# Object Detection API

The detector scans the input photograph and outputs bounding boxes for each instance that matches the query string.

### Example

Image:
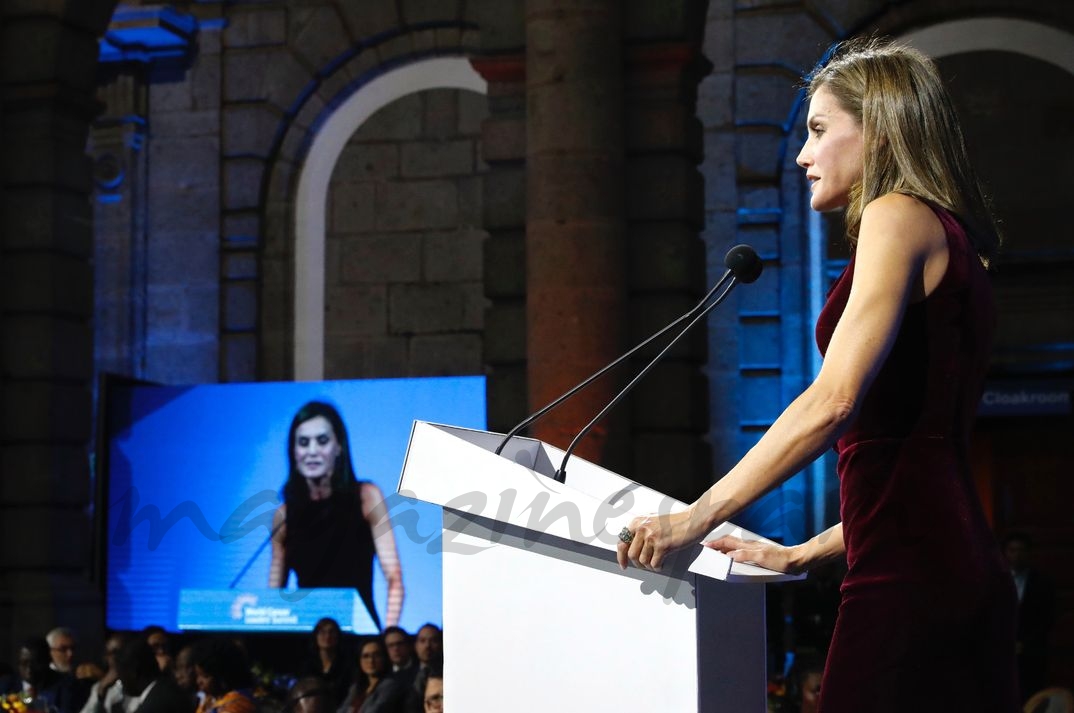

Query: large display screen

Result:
[103,376,486,633]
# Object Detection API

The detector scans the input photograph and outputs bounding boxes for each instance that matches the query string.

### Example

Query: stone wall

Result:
[324,89,488,378]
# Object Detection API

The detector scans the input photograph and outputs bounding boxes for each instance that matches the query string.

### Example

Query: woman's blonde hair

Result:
[808,37,1001,263]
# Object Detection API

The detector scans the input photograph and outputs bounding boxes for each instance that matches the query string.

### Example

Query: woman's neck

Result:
[306,477,332,501]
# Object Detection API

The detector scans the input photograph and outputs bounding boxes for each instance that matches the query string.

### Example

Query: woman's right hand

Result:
[704,534,803,574]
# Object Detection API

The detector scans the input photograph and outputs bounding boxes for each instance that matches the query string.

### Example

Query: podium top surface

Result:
[399,421,802,584]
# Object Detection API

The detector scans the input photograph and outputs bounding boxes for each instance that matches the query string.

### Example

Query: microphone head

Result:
[724,244,763,284]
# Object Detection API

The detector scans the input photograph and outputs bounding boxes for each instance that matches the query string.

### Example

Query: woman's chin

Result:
[810,190,850,213]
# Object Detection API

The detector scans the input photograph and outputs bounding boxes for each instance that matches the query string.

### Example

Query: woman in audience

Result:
[191,639,255,713]
[337,640,405,713]
[297,619,352,709]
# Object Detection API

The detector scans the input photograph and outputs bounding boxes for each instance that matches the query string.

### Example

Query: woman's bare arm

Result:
[361,482,404,627]
[268,504,287,587]
[621,193,948,570]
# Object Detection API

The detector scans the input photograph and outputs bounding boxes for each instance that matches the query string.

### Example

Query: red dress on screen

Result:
[814,204,1018,712]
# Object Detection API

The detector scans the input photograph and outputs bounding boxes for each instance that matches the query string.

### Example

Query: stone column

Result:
[524,0,627,468]
[472,0,528,437]
[622,34,712,501]
[0,0,117,655]
[92,73,149,378]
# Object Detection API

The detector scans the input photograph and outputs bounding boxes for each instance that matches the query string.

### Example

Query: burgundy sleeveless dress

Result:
[814,205,1018,712]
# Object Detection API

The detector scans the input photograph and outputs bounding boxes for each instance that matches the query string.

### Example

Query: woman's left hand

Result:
[615,506,710,571]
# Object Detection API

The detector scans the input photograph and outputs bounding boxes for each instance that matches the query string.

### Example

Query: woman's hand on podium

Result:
[615,505,712,571]
[703,535,802,574]
[703,523,845,574]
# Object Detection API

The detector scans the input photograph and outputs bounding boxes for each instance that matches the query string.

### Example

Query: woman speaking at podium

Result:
[268,401,404,630]
[617,38,1017,711]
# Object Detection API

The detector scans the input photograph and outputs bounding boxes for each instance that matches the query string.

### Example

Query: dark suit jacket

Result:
[1017,568,1055,652]
[390,661,418,694]
[132,678,196,713]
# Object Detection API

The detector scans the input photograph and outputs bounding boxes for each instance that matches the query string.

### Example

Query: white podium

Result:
[399,421,801,712]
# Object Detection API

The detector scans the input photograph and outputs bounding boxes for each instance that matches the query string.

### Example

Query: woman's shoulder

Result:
[860,192,946,254]
[862,192,943,231]
[357,481,386,509]
[366,677,407,704]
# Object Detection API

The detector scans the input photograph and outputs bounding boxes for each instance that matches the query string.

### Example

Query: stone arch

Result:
[291,57,487,380]
[901,17,1074,73]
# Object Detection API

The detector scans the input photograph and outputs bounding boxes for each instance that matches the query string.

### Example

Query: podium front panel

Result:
[442,513,700,712]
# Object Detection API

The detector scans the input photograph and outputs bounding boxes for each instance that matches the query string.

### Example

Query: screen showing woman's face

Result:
[294,415,342,480]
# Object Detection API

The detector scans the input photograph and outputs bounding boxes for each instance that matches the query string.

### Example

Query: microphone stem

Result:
[229,517,285,589]
[554,277,740,483]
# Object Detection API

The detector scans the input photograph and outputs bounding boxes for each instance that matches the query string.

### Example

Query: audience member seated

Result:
[79,632,129,713]
[420,673,441,713]
[190,639,255,713]
[284,678,331,713]
[115,639,195,713]
[143,629,173,675]
[381,631,413,713]
[171,646,198,706]
[380,629,415,689]
[337,639,405,713]
[296,619,352,709]
[1,637,89,713]
[46,629,78,676]
[792,654,825,713]
[407,626,441,712]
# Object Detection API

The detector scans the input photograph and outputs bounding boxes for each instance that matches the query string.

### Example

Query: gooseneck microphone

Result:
[494,244,763,483]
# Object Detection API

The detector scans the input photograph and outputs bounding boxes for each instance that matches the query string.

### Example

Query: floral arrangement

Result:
[1,694,32,713]
[249,662,295,709]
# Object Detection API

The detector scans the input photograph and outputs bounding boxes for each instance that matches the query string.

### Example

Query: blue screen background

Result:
[104,376,486,633]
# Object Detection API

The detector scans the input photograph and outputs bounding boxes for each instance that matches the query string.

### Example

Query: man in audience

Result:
[115,639,193,713]
[2,637,87,713]
[1004,531,1055,702]
[78,632,128,713]
[408,625,442,713]
[422,672,442,713]
[171,645,198,705]
[47,628,78,674]
[143,627,173,674]
[412,625,442,685]
[383,628,416,674]
[383,626,420,700]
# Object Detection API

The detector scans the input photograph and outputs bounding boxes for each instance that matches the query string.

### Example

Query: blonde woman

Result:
[617,39,1016,711]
